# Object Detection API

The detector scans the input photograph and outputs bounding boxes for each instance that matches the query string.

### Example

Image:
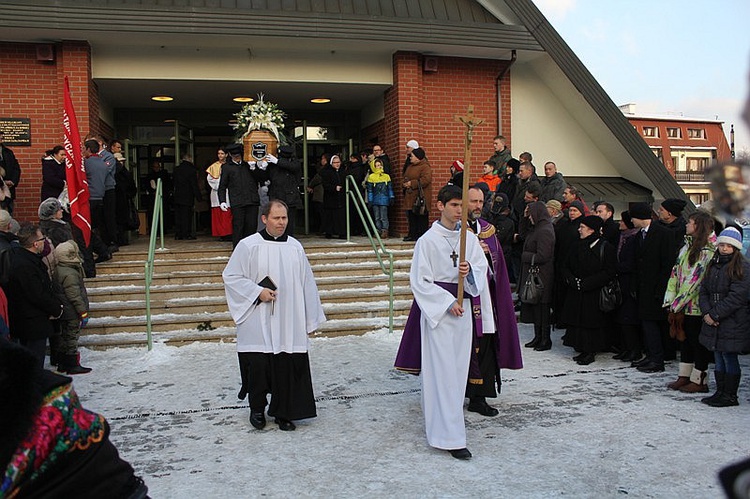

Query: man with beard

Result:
[464,186,523,416]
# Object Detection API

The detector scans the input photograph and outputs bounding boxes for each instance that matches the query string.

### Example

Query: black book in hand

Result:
[255,276,277,305]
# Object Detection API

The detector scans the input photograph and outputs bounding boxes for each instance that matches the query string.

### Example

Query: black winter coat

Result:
[561,236,617,329]
[40,219,74,247]
[616,229,641,326]
[40,157,66,201]
[114,164,137,226]
[320,165,345,209]
[268,157,302,208]
[519,202,556,309]
[636,222,677,321]
[7,247,63,340]
[172,160,201,207]
[698,254,750,353]
[218,160,268,208]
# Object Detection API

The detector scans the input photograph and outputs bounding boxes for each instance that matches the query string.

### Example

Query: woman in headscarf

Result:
[206,147,232,241]
[402,147,432,241]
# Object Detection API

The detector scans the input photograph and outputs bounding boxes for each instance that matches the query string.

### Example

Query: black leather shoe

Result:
[631,357,651,368]
[612,351,628,360]
[467,400,499,417]
[274,418,296,431]
[449,448,472,460]
[534,340,552,351]
[576,353,595,366]
[250,411,266,430]
[524,337,540,348]
[637,361,665,373]
[572,353,584,361]
[623,351,643,363]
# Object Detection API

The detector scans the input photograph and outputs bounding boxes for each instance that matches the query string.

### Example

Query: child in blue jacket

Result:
[365,159,395,238]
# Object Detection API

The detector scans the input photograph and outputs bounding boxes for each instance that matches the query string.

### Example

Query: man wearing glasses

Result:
[372,144,391,175]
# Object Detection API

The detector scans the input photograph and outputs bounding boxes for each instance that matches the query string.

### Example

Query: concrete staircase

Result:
[81,236,415,348]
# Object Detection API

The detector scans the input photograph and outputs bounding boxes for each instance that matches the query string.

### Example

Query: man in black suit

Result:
[629,203,677,373]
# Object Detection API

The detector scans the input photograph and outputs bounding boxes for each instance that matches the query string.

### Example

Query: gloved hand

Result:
[80,312,89,328]
[265,154,278,164]
[257,160,268,170]
[220,202,228,212]
[248,161,256,170]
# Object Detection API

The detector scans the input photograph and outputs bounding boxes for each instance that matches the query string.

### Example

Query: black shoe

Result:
[622,351,642,363]
[612,351,628,360]
[325,233,332,239]
[186,235,197,240]
[107,244,119,253]
[572,353,584,361]
[250,411,266,430]
[449,448,472,460]
[274,418,296,431]
[631,357,651,368]
[534,340,552,351]
[637,361,665,373]
[576,353,595,366]
[60,364,92,375]
[524,337,540,348]
[94,253,112,263]
[467,400,499,417]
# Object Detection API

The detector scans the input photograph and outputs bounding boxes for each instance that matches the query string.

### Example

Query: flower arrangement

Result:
[233,94,285,141]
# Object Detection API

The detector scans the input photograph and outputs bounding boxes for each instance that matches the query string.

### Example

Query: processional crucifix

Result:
[455,105,484,302]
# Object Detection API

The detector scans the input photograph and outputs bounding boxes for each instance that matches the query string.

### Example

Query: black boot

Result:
[467,396,499,417]
[701,371,725,405]
[524,327,541,348]
[706,373,740,407]
[534,308,552,351]
[58,353,92,375]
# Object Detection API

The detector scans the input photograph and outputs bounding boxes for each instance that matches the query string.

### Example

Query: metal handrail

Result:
[144,178,165,350]
[344,174,395,333]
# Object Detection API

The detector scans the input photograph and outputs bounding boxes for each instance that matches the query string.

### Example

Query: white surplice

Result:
[411,221,493,450]
[222,233,325,354]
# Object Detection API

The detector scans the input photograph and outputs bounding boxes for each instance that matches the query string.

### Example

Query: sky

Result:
[534,0,750,158]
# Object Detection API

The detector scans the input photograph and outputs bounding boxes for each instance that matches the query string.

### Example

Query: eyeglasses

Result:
[35,237,46,243]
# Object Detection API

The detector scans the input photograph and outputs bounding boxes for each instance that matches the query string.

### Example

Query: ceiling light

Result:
[151,95,174,102]
[233,96,254,103]
[310,98,330,104]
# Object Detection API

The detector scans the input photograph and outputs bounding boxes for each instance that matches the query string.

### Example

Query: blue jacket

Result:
[365,172,394,206]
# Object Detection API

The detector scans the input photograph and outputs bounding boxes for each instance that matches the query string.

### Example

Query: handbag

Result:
[598,242,622,312]
[58,181,70,212]
[412,180,427,215]
[520,254,544,304]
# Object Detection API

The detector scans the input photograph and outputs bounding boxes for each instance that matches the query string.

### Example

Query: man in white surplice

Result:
[223,200,325,432]
[411,185,494,460]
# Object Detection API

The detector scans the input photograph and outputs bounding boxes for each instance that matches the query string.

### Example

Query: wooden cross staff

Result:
[455,105,484,301]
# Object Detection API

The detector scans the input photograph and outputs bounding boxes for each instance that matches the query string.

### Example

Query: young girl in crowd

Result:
[698,227,750,407]
[365,159,394,239]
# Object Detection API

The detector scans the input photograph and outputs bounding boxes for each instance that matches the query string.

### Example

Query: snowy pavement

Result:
[71,324,750,498]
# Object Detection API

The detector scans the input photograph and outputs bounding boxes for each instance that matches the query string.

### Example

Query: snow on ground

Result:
[70,325,749,498]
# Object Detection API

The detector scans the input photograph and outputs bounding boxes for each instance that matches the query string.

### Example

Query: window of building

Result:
[688,193,710,206]
[652,148,663,163]
[687,128,706,139]
[666,127,682,138]
[643,126,658,137]
[685,157,708,171]
[672,156,680,169]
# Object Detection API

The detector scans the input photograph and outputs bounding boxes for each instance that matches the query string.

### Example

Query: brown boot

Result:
[668,362,693,390]
[679,369,708,393]
[381,229,388,239]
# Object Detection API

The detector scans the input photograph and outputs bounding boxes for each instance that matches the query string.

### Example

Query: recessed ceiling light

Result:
[163,119,176,123]
[151,95,174,102]
[233,96,254,103]
[310,98,330,104]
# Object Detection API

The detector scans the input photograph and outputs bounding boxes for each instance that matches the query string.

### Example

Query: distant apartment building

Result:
[620,103,733,205]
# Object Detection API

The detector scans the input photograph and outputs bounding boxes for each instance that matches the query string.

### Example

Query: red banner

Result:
[62,76,91,246]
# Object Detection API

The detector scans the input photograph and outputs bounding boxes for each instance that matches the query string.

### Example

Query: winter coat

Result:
[365,168,395,207]
[218,160,268,208]
[320,165,346,209]
[489,212,514,263]
[477,172,500,192]
[54,261,89,321]
[40,156,66,201]
[519,201,556,310]
[402,158,433,213]
[560,236,617,329]
[0,145,20,199]
[6,247,63,341]
[308,172,324,203]
[84,155,109,201]
[540,172,566,203]
[267,156,303,208]
[601,218,620,247]
[663,233,716,316]
[487,148,511,176]
[172,160,201,207]
[114,163,137,226]
[496,172,517,206]
[511,175,541,221]
[635,222,678,321]
[616,229,640,326]
[659,216,687,257]
[39,219,74,247]
[698,253,750,353]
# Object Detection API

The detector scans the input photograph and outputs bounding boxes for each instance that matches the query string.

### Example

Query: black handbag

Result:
[412,180,427,215]
[520,255,544,304]
[598,242,621,312]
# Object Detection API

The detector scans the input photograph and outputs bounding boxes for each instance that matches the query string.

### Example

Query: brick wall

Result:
[0,41,94,222]
[366,52,512,236]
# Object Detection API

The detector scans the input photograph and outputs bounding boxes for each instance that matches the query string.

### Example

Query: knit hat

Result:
[580,215,604,233]
[661,198,687,217]
[451,160,464,172]
[506,158,520,172]
[38,197,62,221]
[54,240,81,264]
[629,202,653,221]
[546,200,562,212]
[493,192,509,211]
[568,200,585,215]
[0,210,10,229]
[412,148,426,160]
[717,226,743,250]
[406,140,419,149]
[620,211,635,229]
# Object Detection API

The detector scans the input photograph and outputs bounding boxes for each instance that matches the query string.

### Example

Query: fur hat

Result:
[629,202,653,221]
[406,140,420,149]
[412,148,426,160]
[717,227,743,250]
[451,160,464,172]
[38,198,62,221]
[568,200,585,215]
[546,200,562,212]
[661,198,687,217]
[580,215,604,233]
